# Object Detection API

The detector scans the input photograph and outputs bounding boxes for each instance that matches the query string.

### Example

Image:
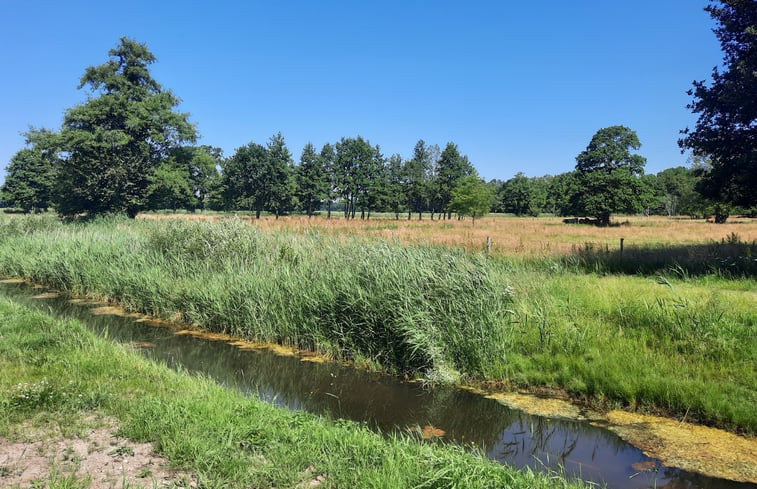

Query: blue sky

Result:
[0,1,721,184]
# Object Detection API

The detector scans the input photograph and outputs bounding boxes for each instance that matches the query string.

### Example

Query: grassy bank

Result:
[0,215,754,433]
[0,296,584,488]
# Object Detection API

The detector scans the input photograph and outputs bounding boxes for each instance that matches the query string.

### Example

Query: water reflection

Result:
[1,282,753,489]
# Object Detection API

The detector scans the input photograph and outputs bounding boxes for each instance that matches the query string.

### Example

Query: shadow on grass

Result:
[562,237,757,278]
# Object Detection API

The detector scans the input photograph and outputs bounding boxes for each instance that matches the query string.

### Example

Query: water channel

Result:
[1,281,753,489]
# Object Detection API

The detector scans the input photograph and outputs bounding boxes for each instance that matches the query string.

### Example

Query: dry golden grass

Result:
[140,213,757,258]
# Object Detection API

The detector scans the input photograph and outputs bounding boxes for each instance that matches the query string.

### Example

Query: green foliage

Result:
[497,173,545,216]
[448,176,493,224]
[334,136,379,218]
[265,132,297,218]
[295,142,328,216]
[0,129,60,213]
[223,141,269,215]
[679,0,757,208]
[572,126,647,225]
[165,145,221,211]
[146,160,196,211]
[384,154,407,218]
[545,172,579,216]
[56,37,196,218]
[652,166,710,217]
[436,142,476,217]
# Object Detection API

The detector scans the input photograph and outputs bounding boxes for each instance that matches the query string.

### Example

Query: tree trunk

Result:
[255,209,261,219]
[418,212,422,220]
[327,202,332,219]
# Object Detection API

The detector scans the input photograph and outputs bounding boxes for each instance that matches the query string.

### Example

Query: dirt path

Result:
[0,415,196,489]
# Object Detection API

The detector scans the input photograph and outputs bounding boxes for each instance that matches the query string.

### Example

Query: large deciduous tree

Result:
[679,0,757,211]
[57,37,196,218]
[573,126,647,226]
[1,128,60,213]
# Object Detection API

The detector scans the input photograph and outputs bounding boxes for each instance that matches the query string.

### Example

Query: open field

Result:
[0,296,584,489]
[141,212,757,258]
[0,214,754,434]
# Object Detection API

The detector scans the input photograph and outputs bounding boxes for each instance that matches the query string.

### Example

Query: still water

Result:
[1,281,752,489]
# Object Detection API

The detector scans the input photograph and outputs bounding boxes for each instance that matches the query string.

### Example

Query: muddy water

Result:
[1,282,753,489]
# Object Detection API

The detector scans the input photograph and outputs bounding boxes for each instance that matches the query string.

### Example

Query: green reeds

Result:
[0,216,512,380]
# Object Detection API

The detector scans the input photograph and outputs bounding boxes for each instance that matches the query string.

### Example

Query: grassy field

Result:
[0,296,584,488]
[142,212,757,258]
[0,214,754,434]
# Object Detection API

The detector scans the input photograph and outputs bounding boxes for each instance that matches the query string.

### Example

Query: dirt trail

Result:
[0,416,195,489]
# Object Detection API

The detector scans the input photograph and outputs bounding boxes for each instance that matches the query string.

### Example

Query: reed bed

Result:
[0,215,512,380]
[0,214,755,433]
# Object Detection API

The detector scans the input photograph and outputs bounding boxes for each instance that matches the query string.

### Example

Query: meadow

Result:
[0,213,754,434]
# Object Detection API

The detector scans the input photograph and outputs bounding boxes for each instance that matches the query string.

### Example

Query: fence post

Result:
[620,238,624,256]
[486,236,492,254]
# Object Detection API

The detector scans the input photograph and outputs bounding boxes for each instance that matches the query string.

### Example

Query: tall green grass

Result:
[0,296,585,489]
[0,215,512,380]
[0,215,754,433]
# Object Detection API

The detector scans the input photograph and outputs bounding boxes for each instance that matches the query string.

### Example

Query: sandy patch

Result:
[602,410,757,483]
[31,292,60,299]
[0,416,195,489]
[89,306,141,318]
[486,392,583,420]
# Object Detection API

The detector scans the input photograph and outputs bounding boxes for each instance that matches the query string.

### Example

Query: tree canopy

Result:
[573,126,647,226]
[0,128,60,213]
[56,37,196,218]
[448,176,492,224]
[679,0,757,209]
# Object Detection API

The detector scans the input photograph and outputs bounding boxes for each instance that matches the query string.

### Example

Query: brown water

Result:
[1,281,753,489]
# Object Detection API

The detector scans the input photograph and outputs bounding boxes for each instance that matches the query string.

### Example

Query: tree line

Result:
[0,38,493,222]
[2,1,755,224]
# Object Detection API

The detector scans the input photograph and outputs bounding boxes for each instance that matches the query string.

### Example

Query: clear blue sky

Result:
[0,1,722,185]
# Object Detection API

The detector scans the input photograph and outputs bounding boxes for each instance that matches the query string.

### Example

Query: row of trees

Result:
[492,162,718,220]
[218,135,483,220]
[0,116,730,225]
[0,37,493,222]
[2,1,755,224]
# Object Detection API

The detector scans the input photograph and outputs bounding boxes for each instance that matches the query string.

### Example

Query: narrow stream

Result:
[2,281,753,489]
